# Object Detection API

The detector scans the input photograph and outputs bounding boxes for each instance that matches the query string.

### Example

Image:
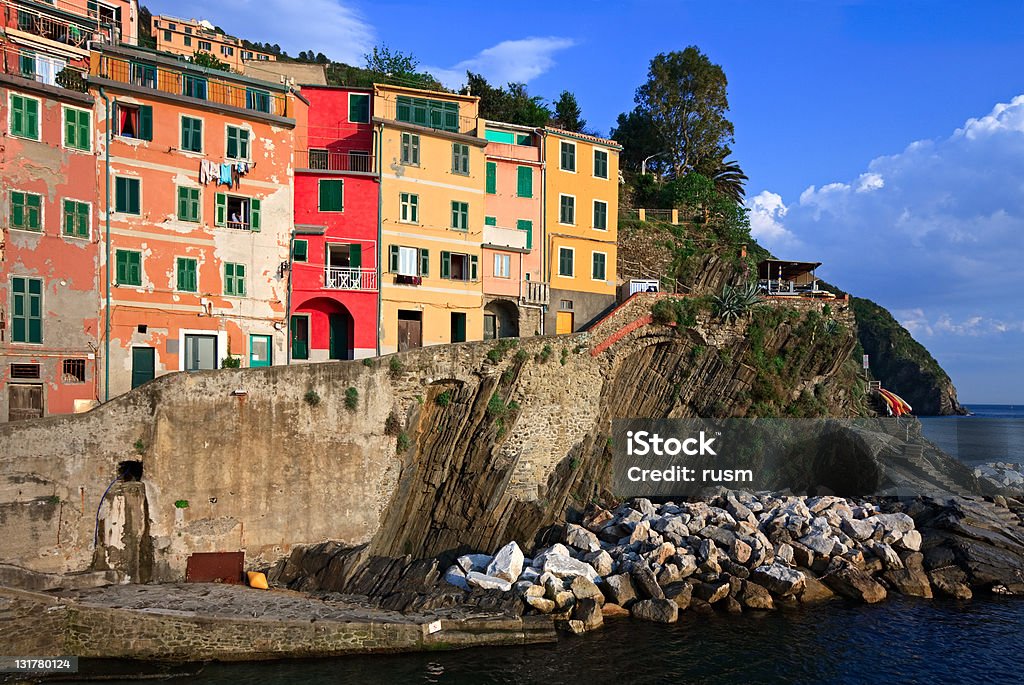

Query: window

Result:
[180,116,203,153]
[517,219,533,249]
[558,247,574,277]
[246,88,270,113]
[130,63,156,88]
[319,179,344,212]
[10,191,42,232]
[216,194,261,231]
[592,251,607,280]
[452,143,470,175]
[168,22,176,30]
[560,299,574,310]
[184,36,192,47]
[559,194,575,225]
[177,187,200,222]
[389,245,428,277]
[349,93,370,123]
[115,249,142,286]
[176,257,198,293]
[399,193,419,223]
[441,251,477,281]
[224,262,246,296]
[183,74,207,100]
[517,166,533,197]
[308,148,329,169]
[593,200,608,230]
[594,148,609,179]
[451,201,468,231]
[114,103,153,140]
[115,177,141,215]
[63,106,91,151]
[62,199,89,238]
[560,140,576,172]
[400,132,420,165]
[9,93,39,140]
[10,363,40,379]
[292,239,308,262]
[226,126,250,160]
[242,51,252,60]
[484,216,496,226]
[163,30,171,41]
[494,253,511,278]
[485,161,496,194]
[10,277,42,344]
[395,95,459,132]
[290,316,309,360]
[62,359,87,384]
[199,40,212,51]
[221,45,234,57]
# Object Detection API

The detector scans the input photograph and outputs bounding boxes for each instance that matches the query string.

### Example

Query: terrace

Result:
[2,0,117,49]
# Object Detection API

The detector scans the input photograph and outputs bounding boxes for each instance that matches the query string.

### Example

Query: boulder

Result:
[798,531,839,557]
[693,580,730,604]
[571,597,604,631]
[840,517,876,541]
[601,603,630,618]
[456,553,492,574]
[570,576,605,605]
[631,565,665,600]
[884,552,933,598]
[865,512,915,536]
[564,524,601,553]
[774,543,794,566]
[518,566,540,584]
[583,508,614,533]
[630,598,679,623]
[466,571,512,592]
[821,564,887,603]
[929,567,973,600]
[645,542,676,566]
[664,582,693,609]
[554,590,576,611]
[751,563,806,597]
[444,565,470,590]
[602,573,638,607]
[676,554,698,578]
[871,542,904,571]
[897,530,923,552]
[798,575,836,603]
[542,554,601,582]
[525,595,556,613]
[739,580,775,610]
[533,544,572,567]
[656,563,682,587]
[542,572,564,599]
[653,516,690,543]
[584,549,614,577]
[731,538,753,565]
[524,584,546,598]
[633,498,657,517]
[789,541,815,569]
[486,541,525,582]
[723,596,744,614]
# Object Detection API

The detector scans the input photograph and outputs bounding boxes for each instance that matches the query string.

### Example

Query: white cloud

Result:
[424,37,575,89]
[855,172,884,193]
[898,311,1024,337]
[747,191,800,248]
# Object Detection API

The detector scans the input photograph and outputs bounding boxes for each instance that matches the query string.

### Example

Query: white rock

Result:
[466,571,512,592]
[865,512,915,535]
[872,542,904,570]
[584,549,614,577]
[444,565,469,590]
[456,553,492,574]
[542,554,601,582]
[751,563,806,596]
[841,517,876,541]
[532,543,572,568]
[564,524,601,553]
[897,529,922,552]
[518,566,541,583]
[486,541,524,582]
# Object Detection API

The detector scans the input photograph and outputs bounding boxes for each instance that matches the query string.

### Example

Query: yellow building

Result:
[150,15,276,72]
[373,85,487,353]
[543,128,621,333]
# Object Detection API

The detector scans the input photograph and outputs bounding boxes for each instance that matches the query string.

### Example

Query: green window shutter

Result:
[77,202,89,237]
[440,251,450,279]
[10,95,24,137]
[419,248,429,276]
[410,194,418,223]
[10,191,24,228]
[115,250,127,284]
[11,277,25,342]
[27,278,42,343]
[64,107,76,148]
[26,194,41,230]
[177,187,188,220]
[62,199,74,235]
[470,255,478,281]
[485,216,496,226]
[177,258,197,292]
[594,201,607,230]
[224,263,235,294]
[250,198,261,231]
[139,105,153,141]
[293,239,308,262]
[485,162,496,194]
[117,178,140,215]
[128,252,140,285]
[451,202,458,230]
[517,219,533,249]
[517,166,533,197]
[236,264,245,295]
[215,193,226,226]
[349,244,361,268]
[239,129,249,159]
[25,97,39,139]
[130,179,140,214]
[319,180,343,211]
[389,245,400,272]
[227,128,238,159]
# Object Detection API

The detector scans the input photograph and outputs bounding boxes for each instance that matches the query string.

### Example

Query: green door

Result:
[250,335,272,368]
[329,313,348,360]
[131,347,155,388]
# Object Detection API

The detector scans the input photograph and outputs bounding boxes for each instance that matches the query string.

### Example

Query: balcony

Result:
[92,51,291,118]
[325,267,377,291]
[296,149,375,174]
[1,44,87,91]
[485,141,541,163]
[374,93,479,137]
[520,281,549,307]
[4,0,114,49]
[484,224,528,251]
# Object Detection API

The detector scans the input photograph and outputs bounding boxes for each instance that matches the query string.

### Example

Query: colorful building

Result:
[290,85,378,361]
[543,127,620,333]
[89,42,296,398]
[373,84,486,353]
[0,42,100,420]
[150,14,275,72]
[480,120,546,338]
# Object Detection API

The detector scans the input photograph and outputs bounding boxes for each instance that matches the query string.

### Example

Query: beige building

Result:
[150,15,275,72]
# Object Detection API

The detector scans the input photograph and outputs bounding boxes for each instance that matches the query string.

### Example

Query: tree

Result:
[138,5,156,49]
[635,47,734,177]
[553,90,585,132]
[364,44,443,91]
[697,155,748,203]
[464,72,551,126]
[611,107,665,173]
[190,51,230,72]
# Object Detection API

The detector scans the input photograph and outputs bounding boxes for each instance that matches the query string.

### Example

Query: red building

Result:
[291,86,378,361]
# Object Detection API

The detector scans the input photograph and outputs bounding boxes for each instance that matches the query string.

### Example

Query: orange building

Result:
[89,43,297,398]
[150,15,275,73]
[480,120,546,338]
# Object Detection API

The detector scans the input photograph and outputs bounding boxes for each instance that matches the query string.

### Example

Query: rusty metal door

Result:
[185,551,244,584]
[8,384,43,421]
[398,318,422,352]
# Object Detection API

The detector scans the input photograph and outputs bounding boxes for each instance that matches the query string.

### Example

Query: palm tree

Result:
[700,157,748,203]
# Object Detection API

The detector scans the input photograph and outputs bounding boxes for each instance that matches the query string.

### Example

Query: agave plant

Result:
[712,282,762,323]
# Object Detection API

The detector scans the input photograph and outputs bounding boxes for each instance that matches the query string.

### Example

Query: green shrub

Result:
[362,358,376,368]
[560,348,569,365]
[133,438,146,454]
[221,355,241,368]
[514,348,528,363]
[487,392,507,417]
[396,432,411,453]
[712,282,762,323]
[436,390,452,407]
[384,411,402,436]
[344,387,359,411]
[174,499,189,509]
[388,357,404,375]
[303,389,321,406]
[539,344,553,362]
[651,297,701,328]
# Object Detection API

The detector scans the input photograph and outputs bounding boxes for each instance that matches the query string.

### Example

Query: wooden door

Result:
[397,318,422,352]
[329,313,349,360]
[131,347,156,388]
[556,311,574,335]
[8,384,43,421]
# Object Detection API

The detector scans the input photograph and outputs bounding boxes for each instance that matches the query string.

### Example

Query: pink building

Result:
[481,121,547,338]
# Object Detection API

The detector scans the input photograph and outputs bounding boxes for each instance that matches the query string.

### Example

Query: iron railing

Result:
[93,52,290,118]
[374,94,479,137]
[325,267,377,291]
[1,44,88,90]
[3,0,116,47]
[295,149,375,173]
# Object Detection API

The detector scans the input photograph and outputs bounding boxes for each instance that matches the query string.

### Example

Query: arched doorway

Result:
[484,299,520,339]
[292,297,355,361]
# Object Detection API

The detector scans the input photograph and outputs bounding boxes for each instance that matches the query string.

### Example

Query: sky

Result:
[148,0,1024,404]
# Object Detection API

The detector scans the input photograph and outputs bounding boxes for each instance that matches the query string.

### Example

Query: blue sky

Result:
[149,0,1024,404]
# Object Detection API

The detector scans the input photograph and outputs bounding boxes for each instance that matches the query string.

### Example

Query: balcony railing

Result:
[325,267,377,291]
[520,281,549,306]
[1,44,87,91]
[485,141,541,163]
[93,53,290,118]
[484,224,528,251]
[4,1,115,48]
[374,94,479,137]
[296,149,375,173]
